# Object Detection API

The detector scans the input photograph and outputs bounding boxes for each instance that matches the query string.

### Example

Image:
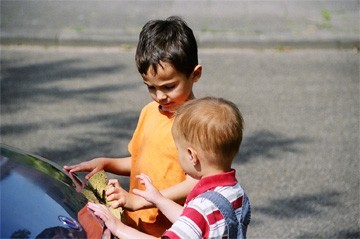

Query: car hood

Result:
[0,145,103,239]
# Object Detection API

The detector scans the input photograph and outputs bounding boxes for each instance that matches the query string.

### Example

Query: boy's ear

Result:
[190,65,202,83]
[187,147,199,166]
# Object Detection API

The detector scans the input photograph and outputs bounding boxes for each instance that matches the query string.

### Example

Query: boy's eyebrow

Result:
[143,79,177,87]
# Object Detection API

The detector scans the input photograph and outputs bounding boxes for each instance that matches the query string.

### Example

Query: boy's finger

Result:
[85,169,98,180]
[87,202,97,211]
[63,165,71,171]
[138,173,152,183]
[144,174,151,182]
[88,202,107,212]
[105,186,116,196]
[132,188,144,196]
[108,179,121,188]
[109,200,122,209]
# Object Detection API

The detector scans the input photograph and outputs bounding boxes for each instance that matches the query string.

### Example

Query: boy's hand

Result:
[63,158,105,180]
[65,169,85,192]
[106,178,155,211]
[105,179,128,208]
[88,202,157,239]
[87,202,122,234]
[133,173,163,204]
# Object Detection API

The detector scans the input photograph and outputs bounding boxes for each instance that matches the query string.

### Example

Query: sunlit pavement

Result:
[1,0,359,237]
[1,45,358,238]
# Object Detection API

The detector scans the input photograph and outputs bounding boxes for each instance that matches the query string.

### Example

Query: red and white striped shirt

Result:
[162,169,245,239]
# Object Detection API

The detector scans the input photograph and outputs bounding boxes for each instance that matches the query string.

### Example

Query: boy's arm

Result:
[133,174,185,223]
[152,195,184,223]
[126,174,198,211]
[160,174,198,201]
[103,156,132,176]
[156,175,198,222]
[64,156,132,180]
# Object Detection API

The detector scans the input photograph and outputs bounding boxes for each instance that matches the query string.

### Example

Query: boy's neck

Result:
[200,167,232,179]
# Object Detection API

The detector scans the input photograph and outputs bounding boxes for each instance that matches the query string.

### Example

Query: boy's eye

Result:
[144,84,175,91]
[146,85,155,90]
[164,85,175,90]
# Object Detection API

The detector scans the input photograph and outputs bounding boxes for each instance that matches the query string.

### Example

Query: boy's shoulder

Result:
[140,101,174,119]
[140,101,159,115]
[190,184,243,206]
[142,101,158,110]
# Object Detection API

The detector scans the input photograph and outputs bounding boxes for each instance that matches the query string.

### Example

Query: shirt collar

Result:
[185,169,238,204]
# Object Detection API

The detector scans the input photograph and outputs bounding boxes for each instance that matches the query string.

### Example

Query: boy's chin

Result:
[159,104,176,113]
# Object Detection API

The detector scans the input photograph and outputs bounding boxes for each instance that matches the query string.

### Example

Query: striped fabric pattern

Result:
[163,172,245,239]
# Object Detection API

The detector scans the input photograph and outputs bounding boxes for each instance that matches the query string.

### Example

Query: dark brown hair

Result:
[135,16,198,78]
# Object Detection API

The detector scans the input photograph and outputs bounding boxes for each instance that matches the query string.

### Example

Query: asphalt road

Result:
[1,0,359,49]
[1,45,359,238]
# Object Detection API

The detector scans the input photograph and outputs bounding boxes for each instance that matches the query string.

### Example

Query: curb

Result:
[1,34,359,49]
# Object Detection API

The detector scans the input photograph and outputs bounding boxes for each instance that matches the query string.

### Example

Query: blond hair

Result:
[172,97,244,166]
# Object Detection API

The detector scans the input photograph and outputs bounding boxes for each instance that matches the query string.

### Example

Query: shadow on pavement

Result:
[236,130,312,164]
[35,111,138,163]
[1,57,132,114]
[256,190,341,219]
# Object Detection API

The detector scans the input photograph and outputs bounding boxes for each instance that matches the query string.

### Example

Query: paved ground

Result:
[1,0,359,238]
[1,45,359,238]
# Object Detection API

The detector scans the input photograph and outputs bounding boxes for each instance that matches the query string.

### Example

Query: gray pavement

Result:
[1,0,360,238]
[1,46,359,238]
[1,0,359,49]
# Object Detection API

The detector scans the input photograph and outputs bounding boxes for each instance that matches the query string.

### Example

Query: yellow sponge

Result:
[82,170,123,219]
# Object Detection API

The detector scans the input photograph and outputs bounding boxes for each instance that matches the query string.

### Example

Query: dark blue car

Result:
[0,144,107,239]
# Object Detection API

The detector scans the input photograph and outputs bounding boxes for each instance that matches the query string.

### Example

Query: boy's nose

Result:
[156,90,167,100]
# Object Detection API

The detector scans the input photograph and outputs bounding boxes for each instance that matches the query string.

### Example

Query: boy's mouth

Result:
[159,102,175,112]
[162,102,172,107]
[159,100,172,107]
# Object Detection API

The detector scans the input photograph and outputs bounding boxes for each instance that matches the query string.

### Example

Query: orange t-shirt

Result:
[122,101,186,237]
